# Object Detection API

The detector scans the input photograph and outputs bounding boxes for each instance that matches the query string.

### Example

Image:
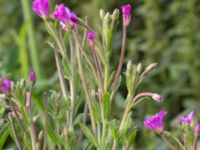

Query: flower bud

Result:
[29,70,36,84]
[20,79,26,89]
[0,77,11,94]
[152,93,163,102]
[100,9,105,20]
[136,63,142,74]
[112,9,119,21]
[145,63,157,73]
[38,130,43,141]
[126,60,133,77]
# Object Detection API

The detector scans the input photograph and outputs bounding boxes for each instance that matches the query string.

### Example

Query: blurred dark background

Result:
[0,0,200,149]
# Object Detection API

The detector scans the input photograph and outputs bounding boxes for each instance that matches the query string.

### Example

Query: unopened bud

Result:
[136,63,142,74]
[100,9,105,20]
[145,63,157,73]
[112,9,119,21]
[38,130,43,141]
[126,60,133,77]
[20,79,26,89]
[152,93,163,102]
[33,114,40,122]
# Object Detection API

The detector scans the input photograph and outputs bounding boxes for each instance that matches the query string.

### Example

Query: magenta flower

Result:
[53,3,78,30]
[144,110,168,134]
[29,70,36,82]
[53,4,71,22]
[121,4,132,26]
[87,32,95,42]
[32,0,50,18]
[195,123,200,132]
[179,111,194,125]
[0,77,11,93]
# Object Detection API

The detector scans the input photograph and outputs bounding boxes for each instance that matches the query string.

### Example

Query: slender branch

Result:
[69,36,76,130]
[112,26,127,91]
[9,114,23,150]
[193,132,198,150]
[161,134,176,150]
[43,93,48,150]
[73,31,96,135]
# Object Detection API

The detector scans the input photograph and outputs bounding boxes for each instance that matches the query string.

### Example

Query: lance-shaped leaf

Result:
[79,123,99,148]
[103,92,111,119]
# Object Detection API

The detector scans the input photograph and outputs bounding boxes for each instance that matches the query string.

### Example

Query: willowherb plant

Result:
[0,0,200,150]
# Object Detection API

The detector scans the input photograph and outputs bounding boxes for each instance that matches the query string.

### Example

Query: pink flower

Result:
[53,3,78,30]
[87,32,95,42]
[195,123,200,132]
[121,4,132,26]
[53,4,71,22]
[179,111,194,125]
[29,70,36,82]
[32,0,50,18]
[0,77,11,93]
[144,110,168,134]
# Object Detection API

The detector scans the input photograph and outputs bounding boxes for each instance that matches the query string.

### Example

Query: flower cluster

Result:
[144,110,200,134]
[32,0,78,30]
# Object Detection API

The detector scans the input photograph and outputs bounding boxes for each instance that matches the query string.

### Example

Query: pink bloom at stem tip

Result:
[87,32,95,42]
[53,3,78,30]
[0,77,11,93]
[121,4,132,26]
[179,111,195,125]
[32,0,50,18]
[195,123,200,132]
[29,70,36,82]
[144,110,168,134]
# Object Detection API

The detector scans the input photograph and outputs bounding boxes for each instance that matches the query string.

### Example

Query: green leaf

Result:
[79,123,99,148]
[73,113,83,126]
[127,130,137,148]
[90,98,101,123]
[18,22,29,80]
[47,125,65,145]
[108,120,119,140]
[0,128,10,149]
[103,92,111,119]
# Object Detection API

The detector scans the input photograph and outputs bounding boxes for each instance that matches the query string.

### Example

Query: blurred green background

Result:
[0,0,200,149]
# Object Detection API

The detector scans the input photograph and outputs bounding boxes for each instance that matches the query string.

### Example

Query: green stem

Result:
[21,0,41,79]
[161,134,176,150]
[73,31,96,135]
[9,114,23,150]
[112,25,127,92]
[69,36,76,130]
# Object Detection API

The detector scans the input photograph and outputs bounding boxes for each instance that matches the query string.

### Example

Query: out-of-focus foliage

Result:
[0,0,200,149]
